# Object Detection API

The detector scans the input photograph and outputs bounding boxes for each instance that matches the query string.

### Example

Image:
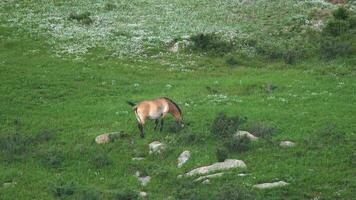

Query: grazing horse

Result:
[127,97,183,138]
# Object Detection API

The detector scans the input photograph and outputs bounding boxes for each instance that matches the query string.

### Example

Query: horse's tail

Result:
[127,101,136,107]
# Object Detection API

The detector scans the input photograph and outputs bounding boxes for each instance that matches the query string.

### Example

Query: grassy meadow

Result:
[1,0,356,199]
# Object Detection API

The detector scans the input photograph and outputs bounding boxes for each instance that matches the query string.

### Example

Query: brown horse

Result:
[127,97,184,138]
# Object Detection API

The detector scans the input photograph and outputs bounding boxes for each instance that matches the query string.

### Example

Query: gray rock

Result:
[253,181,289,189]
[234,131,258,141]
[280,141,296,148]
[135,171,151,186]
[3,182,17,188]
[194,172,224,182]
[177,150,191,168]
[132,157,145,161]
[95,132,124,144]
[149,141,166,154]
[139,191,147,198]
[183,159,246,177]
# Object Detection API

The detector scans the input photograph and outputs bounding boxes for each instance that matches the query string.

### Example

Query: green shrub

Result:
[225,56,239,66]
[323,19,350,36]
[0,133,30,162]
[190,33,232,53]
[320,37,352,59]
[283,49,299,65]
[104,3,117,11]
[51,180,76,197]
[78,188,100,200]
[224,136,250,153]
[114,189,138,200]
[211,183,255,200]
[248,122,276,138]
[38,146,65,168]
[211,113,247,138]
[333,7,349,20]
[173,181,203,200]
[90,152,111,168]
[69,11,93,25]
[216,147,228,162]
[178,131,203,144]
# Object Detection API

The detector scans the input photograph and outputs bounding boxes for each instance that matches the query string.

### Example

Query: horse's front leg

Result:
[138,123,144,138]
[159,119,164,132]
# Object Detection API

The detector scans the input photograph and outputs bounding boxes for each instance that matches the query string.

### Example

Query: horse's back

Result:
[136,98,169,120]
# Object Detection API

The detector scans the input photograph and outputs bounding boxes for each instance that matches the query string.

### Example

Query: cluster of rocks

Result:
[94,130,296,196]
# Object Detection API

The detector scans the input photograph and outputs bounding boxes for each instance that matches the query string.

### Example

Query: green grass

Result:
[1,1,356,200]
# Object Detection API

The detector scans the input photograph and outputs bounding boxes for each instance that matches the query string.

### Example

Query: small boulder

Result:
[95,133,110,144]
[253,181,289,189]
[234,131,258,141]
[149,141,166,154]
[280,141,296,148]
[139,191,147,198]
[135,171,151,186]
[95,132,125,144]
[3,182,16,188]
[177,150,191,168]
[132,157,145,161]
[202,179,210,184]
[195,172,224,182]
[183,159,246,177]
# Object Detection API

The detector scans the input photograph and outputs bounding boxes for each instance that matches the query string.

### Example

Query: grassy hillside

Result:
[1,0,356,200]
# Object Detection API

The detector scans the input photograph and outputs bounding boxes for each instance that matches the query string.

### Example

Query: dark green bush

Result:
[323,19,350,36]
[225,56,239,66]
[167,121,184,133]
[190,33,233,53]
[320,37,352,59]
[224,136,250,153]
[51,180,76,197]
[333,7,349,20]
[178,131,203,144]
[211,183,255,200]
[283,49,299,65]
[173,181,203,200]
[248,122,276,138]
[216,147,228,162]
[211,113,247,138]
[0,133,30,162]
[90,152,111,168]
[78,188,100,200]
[69,11,93,25]
[104,3,117,11]
[114,189,139,200]
[38,146,65,168]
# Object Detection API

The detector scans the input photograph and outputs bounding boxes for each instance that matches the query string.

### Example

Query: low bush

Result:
[211,183,255,200]
[78,188,100,200]
[211,113,247,138]
[216,147,228,162]
[51,179,76,197]
[320,37,352,59]
[104,3,117,11]
[248,122,276,138]
[38,146,65,168]
[90,152,111,169]
[224,136,250,153]
[114,189,138,200]
[69,11,93,25]
[178,131,203,144]
[190,33,233,53]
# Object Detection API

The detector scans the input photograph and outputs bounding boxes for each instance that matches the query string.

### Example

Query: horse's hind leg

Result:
[154,119,159,131]
[138,123,144,138]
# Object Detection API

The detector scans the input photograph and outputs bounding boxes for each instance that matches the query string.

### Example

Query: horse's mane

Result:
[162,97,182,115]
